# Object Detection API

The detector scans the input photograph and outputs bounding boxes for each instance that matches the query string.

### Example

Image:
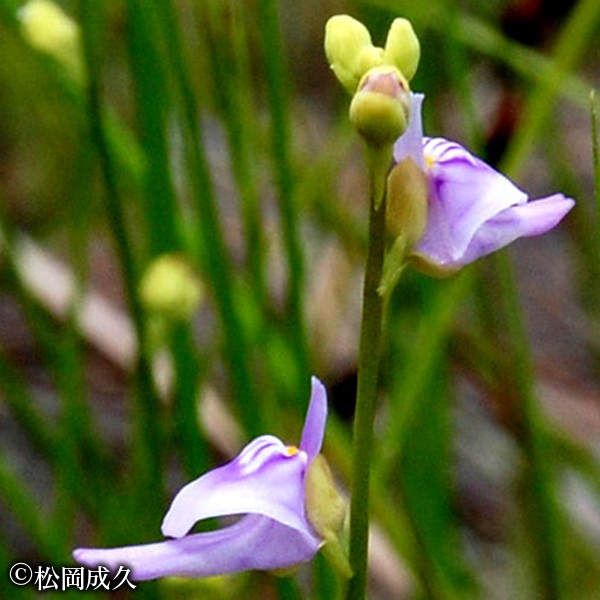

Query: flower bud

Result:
[305,455,346,539]
[383,18,420,82]
[139,254,203,322]
[325,15,377,94]
[349,66,410,147]
[386,158,428,247]
[19,0,83,81]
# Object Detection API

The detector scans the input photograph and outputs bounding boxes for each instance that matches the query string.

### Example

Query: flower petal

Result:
[415,137,530,266]
[299,377,328,461]
[459,193,575,265]
[161,435,314,540]
[393,93,425,169]
[74,514,321,581]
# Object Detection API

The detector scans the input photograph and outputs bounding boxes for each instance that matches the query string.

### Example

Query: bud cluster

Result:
[325,15,420,147]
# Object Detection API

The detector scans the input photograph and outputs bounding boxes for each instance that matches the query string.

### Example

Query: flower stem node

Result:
[139,253,203,322]
[349,66,410,148]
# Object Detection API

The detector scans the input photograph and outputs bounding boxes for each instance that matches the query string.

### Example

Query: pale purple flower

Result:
[394,94,574,274]
[73,377,328,580]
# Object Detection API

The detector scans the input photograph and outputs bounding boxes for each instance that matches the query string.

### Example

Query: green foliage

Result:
[0,0,599,598]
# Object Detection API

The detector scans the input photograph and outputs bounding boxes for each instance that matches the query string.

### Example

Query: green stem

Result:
[346,164,388,600]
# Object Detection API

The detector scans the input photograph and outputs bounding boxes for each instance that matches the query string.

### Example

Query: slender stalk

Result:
[346,166,388,600]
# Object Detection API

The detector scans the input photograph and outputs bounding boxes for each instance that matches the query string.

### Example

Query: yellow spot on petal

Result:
[285,446,299,456]
[425,154,435,169]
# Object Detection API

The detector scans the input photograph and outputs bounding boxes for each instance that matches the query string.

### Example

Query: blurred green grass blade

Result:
[440,4,484,150]
[0,240,112,522]
[275,575,303,600]
[0,214,111,521]
[171,325,208,478]
[588,91,600,307]
[541,112,600,325]
[257,0,310,387]
[124,0,180,256]
[149,0,265,435]
[592,91,600,230]
[124,0,209,477]
[198,1,268,311]
[77,0,165,525]
[0,1,146,191]
[400,368,477,600]
[0,451,65,561]
[488,2,600,588]
[492,252,567,600]
[0,542,37,600]
[375,271,473,479]
[360,0,592,108]
[550,428,600,503]
[0,351,57,459]
[500,0,600,178]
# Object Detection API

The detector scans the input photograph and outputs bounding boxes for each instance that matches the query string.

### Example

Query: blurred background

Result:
[0,0,599,598]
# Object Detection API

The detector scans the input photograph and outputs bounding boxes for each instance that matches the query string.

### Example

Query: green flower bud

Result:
[305,455,346,540]
[19,0,83,81]
[139,254,203,322]
[386,158,428,247]
[356,44,385,77]
[349,66,410,147]
[383,18,420,82]
[379,158,429,297]
[325,15,378,94]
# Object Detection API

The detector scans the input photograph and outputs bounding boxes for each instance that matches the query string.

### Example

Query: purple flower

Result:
[393,94,574,275]
[73,377,329,580]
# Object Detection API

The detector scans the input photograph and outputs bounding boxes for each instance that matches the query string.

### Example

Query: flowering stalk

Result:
[324,16,420,599]
[346,164,389,600]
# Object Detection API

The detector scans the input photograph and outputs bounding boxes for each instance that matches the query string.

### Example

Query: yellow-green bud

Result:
[386,158,428,247]
[19,0,83,81]
[305,454,346,540]
[139,254,203,322]
[383,18,420,82]
[356,44,385,77]
[325,15,378,94]
[349,66,410,147]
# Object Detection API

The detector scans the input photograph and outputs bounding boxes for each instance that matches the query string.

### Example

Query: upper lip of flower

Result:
[391,93,575,273]
[73,377,329,580]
